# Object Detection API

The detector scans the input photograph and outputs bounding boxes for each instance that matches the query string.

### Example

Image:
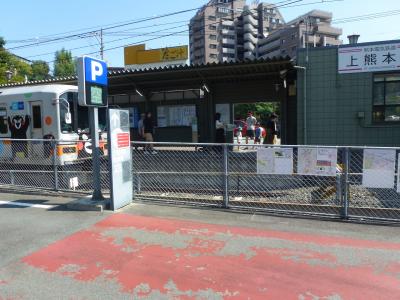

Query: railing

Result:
[0,139,399,223]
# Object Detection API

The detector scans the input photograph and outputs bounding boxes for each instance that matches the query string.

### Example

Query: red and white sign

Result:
[117,133,130,149]
[338,42,400,74]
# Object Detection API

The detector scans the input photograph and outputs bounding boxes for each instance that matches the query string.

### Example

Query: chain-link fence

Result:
[0,138,399,222]
[131,142,400,222]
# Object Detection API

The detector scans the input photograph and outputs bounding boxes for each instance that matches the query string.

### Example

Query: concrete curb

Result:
[66,198,109,212]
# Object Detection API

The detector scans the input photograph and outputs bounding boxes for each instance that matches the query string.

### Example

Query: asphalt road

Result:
[0,192,399,299]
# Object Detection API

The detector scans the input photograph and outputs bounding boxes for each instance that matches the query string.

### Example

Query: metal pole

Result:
[223,144,229,208]
[10,170,14,185]
[304,17,309,145]
[89,107,104,200]
[100,28,104,60]
[342,147,350,219]
[53,141,59,191]
[304,67,307,145]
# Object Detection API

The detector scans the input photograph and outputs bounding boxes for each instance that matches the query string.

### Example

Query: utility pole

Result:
[100,28,104,60]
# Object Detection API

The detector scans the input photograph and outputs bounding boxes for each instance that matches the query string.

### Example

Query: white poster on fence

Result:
[257,148,293,175]
[398,154,400,193]
[362,149,396,189]
[298,148,338,176]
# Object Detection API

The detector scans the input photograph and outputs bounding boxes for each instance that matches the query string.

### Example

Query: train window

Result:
[0,107,8,134]
[32,105,42,129]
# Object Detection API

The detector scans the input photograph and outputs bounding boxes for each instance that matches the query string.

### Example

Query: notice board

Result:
[157,105,196,127]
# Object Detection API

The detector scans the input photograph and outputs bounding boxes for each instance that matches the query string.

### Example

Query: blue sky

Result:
[1,0,399,69]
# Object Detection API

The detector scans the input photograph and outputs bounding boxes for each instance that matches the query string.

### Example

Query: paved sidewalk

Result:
[0,195,399,299]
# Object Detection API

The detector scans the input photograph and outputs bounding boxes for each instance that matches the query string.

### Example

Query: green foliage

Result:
[234,102,280,124]
[31,60,50,81]
[0,37,33,84]
[54,48,76,77]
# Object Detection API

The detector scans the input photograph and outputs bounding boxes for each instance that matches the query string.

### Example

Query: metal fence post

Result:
[342,147,350,219]
[9,170,15,185]
[223,144,229,208]
[136,173,141,194]
[53,141,59,191]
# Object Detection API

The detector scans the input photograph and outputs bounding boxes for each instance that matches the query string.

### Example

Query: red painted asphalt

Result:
[6,214,400,298]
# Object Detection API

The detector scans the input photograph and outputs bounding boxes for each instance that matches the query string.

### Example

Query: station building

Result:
[1,57,297,144]
[296,39,400,146]
[2,38,399,147]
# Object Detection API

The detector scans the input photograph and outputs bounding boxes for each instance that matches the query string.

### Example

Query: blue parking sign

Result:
[84,57,108,86]
[77,56,108,107]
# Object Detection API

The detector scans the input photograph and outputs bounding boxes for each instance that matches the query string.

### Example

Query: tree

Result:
[30,60,50,81]
[0,37,32,84]
[234,102,280,124]
[54,48,75,77]
[0,37,5,49]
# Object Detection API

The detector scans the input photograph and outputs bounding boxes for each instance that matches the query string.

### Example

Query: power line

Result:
[4,0,300,52]
[16,0,304,60]
[4,1,226,52]
[6,0,361,66]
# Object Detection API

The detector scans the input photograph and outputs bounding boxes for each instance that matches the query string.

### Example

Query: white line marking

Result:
[0,200,55,209]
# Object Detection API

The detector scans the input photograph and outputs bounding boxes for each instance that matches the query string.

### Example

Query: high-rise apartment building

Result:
[236,3,285,60]
[189,0,246,65]
[189,1,342,64]
[258,10,342,59]
[189,0,285,64]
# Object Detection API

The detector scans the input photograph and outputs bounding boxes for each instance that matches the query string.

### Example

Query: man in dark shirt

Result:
[265,113,278,145]
[143,112,157,154]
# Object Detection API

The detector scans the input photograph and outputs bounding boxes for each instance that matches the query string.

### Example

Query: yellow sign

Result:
[124,44,188,65]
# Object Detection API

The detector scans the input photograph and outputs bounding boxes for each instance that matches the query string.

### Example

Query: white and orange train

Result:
[0,84,107,165]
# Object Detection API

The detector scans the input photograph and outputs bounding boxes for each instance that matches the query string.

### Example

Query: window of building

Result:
[208,16,216,21]
[209,34,217,40]
[217,7,230,14]
[209,25,217,30]
[373,74,400,122]
[291,34,296,40]
[281,39,286,45]
[210,44,217,49]
[210,54,218,59]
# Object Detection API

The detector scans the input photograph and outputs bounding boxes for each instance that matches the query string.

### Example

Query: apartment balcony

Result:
[243,32,258,44]
[323,36,342,46]
[258,38,281,55]
[222,38,236,45]
[222,20,234,26]
[243,23,258,34]
[244,51,256,60]
[243,14,258,27]
[316,24,342,36]
[244,41,256,52]
[221,29,235,36]
[222,57,236,62]
[222,47,236,54]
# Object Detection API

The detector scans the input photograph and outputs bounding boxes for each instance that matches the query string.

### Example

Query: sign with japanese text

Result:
[338,42,400,74]
[107,109,133,211]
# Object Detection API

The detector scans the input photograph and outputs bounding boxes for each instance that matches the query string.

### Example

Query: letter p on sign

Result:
[83,57,108,86]
[91,61,103,82]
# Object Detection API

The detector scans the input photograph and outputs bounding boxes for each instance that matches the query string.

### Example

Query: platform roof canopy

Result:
[0,57,293,95]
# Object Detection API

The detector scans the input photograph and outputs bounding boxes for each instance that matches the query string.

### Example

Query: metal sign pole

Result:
[89,106,104,200]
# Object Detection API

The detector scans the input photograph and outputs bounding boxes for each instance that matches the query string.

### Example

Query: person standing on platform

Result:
[245,111,257,147]
[265,113,278,145]
[135,113,145,150]
[143,112,157,154]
